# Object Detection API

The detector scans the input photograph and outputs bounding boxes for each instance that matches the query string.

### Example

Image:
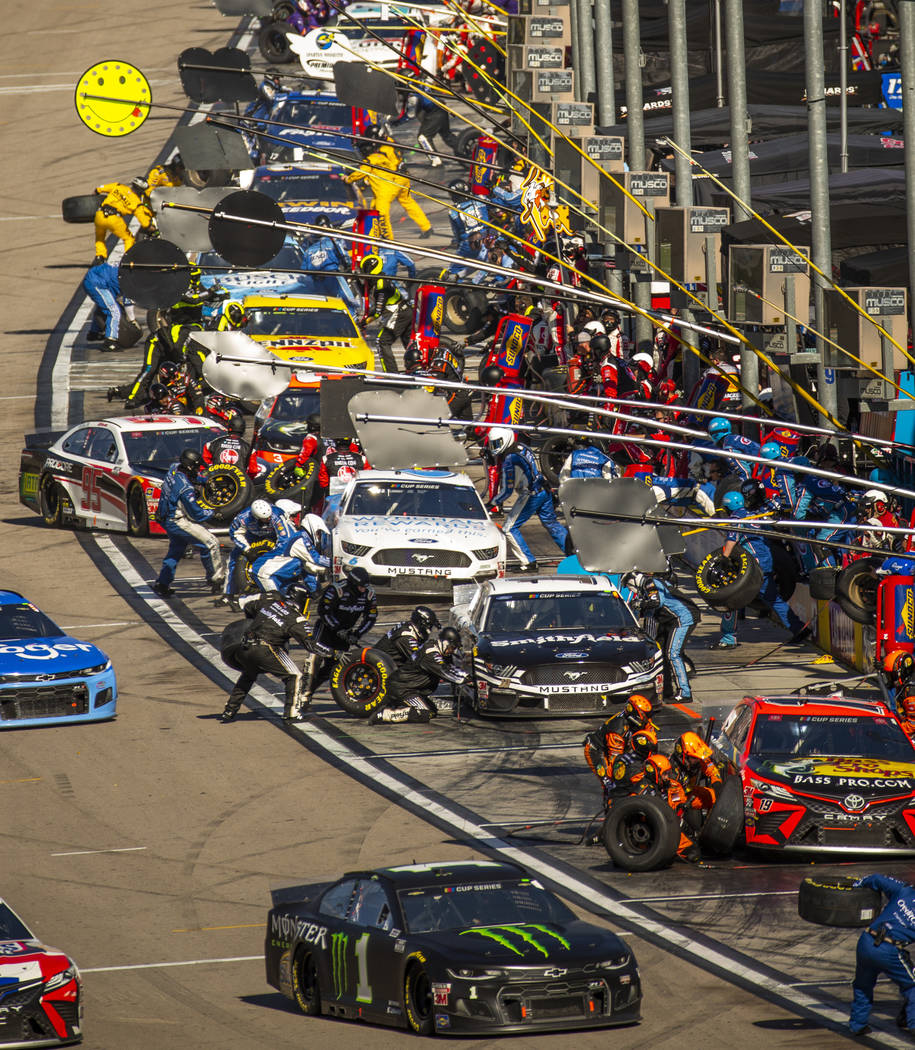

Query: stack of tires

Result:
[808,557,882,625]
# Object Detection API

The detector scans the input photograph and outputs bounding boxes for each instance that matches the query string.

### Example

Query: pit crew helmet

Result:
[306,412,321,435]
[221,301,248,330]
[286,584,311,612]
[360,254,383,276]
[275,499,301,524]
[148,382,170,403]
[583,320,606,337]
[883,649,914,687]
[131,176,149,192]
[623,693,653,731]
[672,731,713,772]
[344,565,371,592]
[760,441,782,461]
[448,178,470,202]
[708,417,732,441]
[589,334,611,356]
[438,625,461,654]
[301,512,330,553]
[178,448,202,477]
[722,490,745,512]
[480,364,504,386]
[411,606,440,633]
[250,499,273,523]
[630,726,657,760]
[403,345,423,371]
[644,753,674,788]
[486,427,515,456]
[866,489,889,513]
[740,478,766,511]
[631,352,654,374]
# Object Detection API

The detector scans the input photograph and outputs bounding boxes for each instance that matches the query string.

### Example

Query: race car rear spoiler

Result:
[269,881,334,907]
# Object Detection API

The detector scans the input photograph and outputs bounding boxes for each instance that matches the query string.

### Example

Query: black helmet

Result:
[307,412,321,434]
[480,364,504,386]
[411,606,440,633]
[740,477,766,511]
[344,566,371,591]
[448,178,469,202]
[439,626,461,653]
[589,334,610,355]
[286,584,311,611]
[225,410,246,436]
[149,382,169,402]
[158,361,180,384]
[360,253,383,276]
[403,345,423,371]
[178,448,202,477]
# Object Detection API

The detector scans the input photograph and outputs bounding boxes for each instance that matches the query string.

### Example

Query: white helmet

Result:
[632,352,654,370]
[865,489,888,503]
[250,499,272,523]
[623,571,646,592]
[302,512,330,546]
[487,427,515,456]
[583,320,606,336]
[275,498,300,519]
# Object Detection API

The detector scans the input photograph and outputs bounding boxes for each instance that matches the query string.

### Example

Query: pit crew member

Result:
[224,499,294,600]
[369,626,467,724]
[375,606,441,663]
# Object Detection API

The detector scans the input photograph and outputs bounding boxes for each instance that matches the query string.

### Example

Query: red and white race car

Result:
[0,897,81,1046]
[18,415,226,537]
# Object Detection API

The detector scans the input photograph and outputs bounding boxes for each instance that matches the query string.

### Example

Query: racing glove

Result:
[293,466,307,478]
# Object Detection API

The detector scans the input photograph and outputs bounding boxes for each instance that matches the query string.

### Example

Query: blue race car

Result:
[0,591,116,728]
[246,89,361,164]
[252,163,364,228]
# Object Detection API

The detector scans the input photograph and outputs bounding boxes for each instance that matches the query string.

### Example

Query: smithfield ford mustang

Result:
[451,576,664,718]
[0,897,81,1046]
[331,470,506,595]
[18,416,225,536]
[0,591,116,728]
[713,694,915,853]
[265,860,641,1035]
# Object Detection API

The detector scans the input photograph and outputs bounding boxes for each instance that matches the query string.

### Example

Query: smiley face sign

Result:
[75,60,151,137]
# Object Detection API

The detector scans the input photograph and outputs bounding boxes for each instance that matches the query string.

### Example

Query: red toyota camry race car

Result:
[713,694,915,854]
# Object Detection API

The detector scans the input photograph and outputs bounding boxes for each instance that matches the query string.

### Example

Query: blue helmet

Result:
[722,490,745,512]
[708,417,732,441]
[760,441,782,461]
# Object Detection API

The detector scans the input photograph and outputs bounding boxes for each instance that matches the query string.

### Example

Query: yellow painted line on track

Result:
[172,923,266,933]
[0,777,41,784]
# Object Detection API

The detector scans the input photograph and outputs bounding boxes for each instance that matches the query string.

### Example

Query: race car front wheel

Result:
[601,795,680,872]
[126,484,149,537]
[798,875,882,928]
[292,948,322,1016]
[259,19,294,63]
[330,648,394,717]
[404,963,434,1035]
[539,435,575,488]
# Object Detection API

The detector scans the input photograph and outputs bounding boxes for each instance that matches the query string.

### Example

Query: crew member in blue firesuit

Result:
[624,572,698,702]
[718,490,809,643]
[849,874,915,1036]
[83,257,131,352]
[152,449,224,598]
[251,513,330,596]
[488,427,569,571]
[224,499,294,600]
[559,441,619,483]
[795,470,857,569]
[696,417,760,481]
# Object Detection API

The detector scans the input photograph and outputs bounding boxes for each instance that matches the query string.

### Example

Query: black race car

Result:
[265,860,640,1035]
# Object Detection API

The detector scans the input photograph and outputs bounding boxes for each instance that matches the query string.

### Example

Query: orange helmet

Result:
[884,650,914,685]
[630,726,657,760]
[673,731,713,770]
[644,752,673,786]
[900,694,915,721]
[623,693,653,731]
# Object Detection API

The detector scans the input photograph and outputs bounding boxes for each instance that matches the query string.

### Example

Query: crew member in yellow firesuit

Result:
[345,131,432,240]
[93,176,156,259]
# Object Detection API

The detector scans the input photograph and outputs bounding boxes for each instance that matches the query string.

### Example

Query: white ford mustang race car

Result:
[331,469,506,595]
[287,24,437,81]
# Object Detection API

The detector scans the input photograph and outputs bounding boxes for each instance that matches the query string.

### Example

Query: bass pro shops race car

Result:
[266,860,640,1035]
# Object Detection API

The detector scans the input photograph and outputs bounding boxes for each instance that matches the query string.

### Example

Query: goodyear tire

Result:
[330,648,394,717]
[601,795,680,872]
[220,619,249,672]
[798,875,882,928]
[39,475,65,527]
[259,19,294,63]
[291,948,322,1016]
[698,776,744,856]
[232,538,276,595]
[808,566,838,601]
[403,962,434,1036]
[126,483,149,537]
[455,127,478,159]
[198,464,252,523]
[443,288,485,334]
[117,316,142,349]
[62,193,103,223]
[263,460,315,504]
[539,435,575,488]
[695,546,763,610]
[836,558,881,626]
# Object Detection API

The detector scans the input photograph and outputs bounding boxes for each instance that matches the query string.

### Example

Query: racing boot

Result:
[101,338,121,353]
[417,133,440,166]
[220,704,239,723]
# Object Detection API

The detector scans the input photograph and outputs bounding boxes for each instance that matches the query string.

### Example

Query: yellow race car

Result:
[242,293,374,372]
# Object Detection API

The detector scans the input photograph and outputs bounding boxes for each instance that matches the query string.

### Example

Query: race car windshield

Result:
[246,306,358,338]
[197,243,303,271]
[345,481,487,519]
[0,902,32,941]
[0,603,60,640]
[750,713,915,762]
[255,172,353,204]
[122,426,224,471]
[398,879,574,934]
[278,101,353,127]
[484,593,635,633]
[268,389,321,422]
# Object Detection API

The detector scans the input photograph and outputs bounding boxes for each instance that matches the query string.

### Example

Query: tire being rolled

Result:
[233,537,276,595]
[698,776,745,855]
[695,545,763,610]
[198,463,253,523]
[62,193,103,223]
[601,794,680,872]
[330,648,394,717]
[836,558,881,626]
[798,875,882,928]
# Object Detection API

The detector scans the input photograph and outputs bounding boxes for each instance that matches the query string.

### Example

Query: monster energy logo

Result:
[331,932,349,997]
[459,924,571,957]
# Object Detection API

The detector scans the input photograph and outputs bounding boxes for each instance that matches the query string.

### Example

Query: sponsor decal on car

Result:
[774,758,915,788]
[0,642,96,660]
[432,982,451,1006]
[269,914,328,949]
[459,924,571,957]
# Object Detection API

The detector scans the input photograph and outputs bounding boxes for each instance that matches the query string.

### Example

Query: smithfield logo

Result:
[843,794,866,812]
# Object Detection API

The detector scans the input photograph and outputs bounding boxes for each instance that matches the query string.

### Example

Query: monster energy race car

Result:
[265,860,641,1035]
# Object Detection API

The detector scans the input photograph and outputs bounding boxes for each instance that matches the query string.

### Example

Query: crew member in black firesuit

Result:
[375,606,441,663]
[369,626,467,724]
[201,397,251,469]
[220,585,312,724]
[360,253,413,373]
[583,694,655,794]
[300,567,378,708]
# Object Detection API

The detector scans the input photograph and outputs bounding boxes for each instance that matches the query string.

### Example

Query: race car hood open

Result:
[747,755,915,803]
[417,920,629,966]
[0,635,108,677]
[475,630,655,667]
